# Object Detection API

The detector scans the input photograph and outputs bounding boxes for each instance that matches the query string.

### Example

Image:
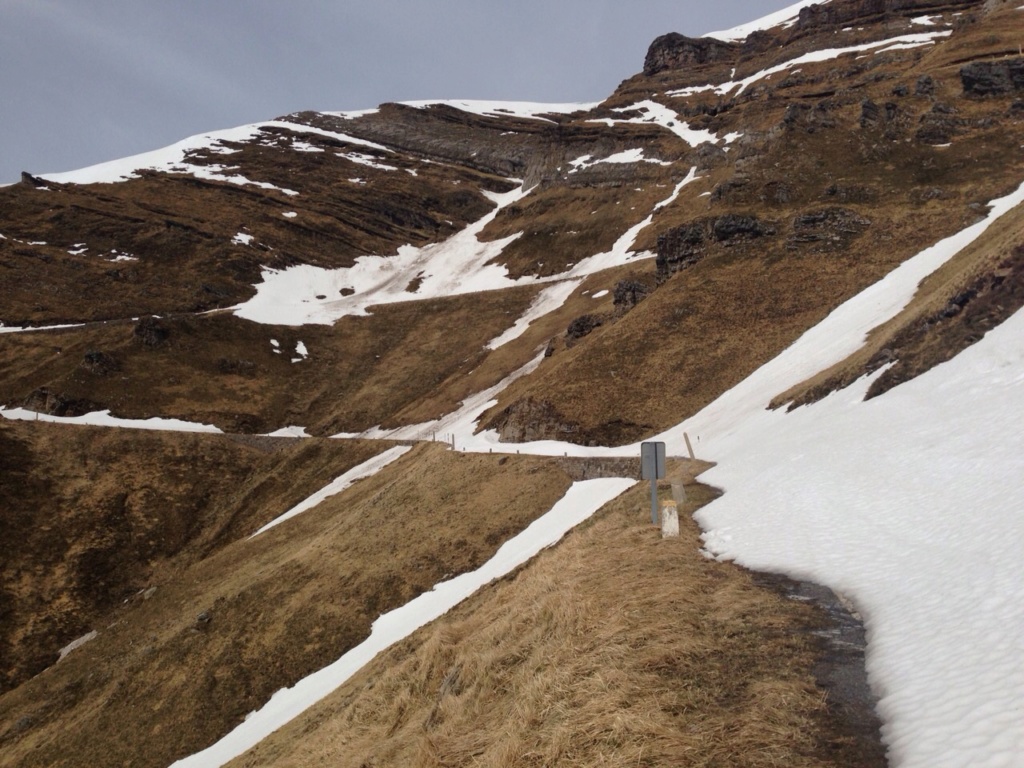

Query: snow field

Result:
[232,167,700,328]
[327,179,1024,766]
[172,477,636,768]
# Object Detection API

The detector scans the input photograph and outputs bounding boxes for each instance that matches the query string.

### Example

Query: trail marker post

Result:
[641,441,666,525]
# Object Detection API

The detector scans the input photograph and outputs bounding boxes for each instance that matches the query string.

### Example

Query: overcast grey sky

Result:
[1,1,791,184]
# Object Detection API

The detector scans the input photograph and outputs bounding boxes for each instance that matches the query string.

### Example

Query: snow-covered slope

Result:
[703,0,831,41]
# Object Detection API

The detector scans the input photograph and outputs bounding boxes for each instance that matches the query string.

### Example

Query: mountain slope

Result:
[2,1,1024,766]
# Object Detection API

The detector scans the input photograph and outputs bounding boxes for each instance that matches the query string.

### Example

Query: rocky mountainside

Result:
[2,1,1024,765]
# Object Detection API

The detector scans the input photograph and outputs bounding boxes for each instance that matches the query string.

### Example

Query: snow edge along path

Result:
[249,446,412,538]
[171,477,637,768]
[692,309,1024,768]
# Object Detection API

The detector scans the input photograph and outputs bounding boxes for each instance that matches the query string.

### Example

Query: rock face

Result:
[789,207,872,249]
[794,0,983,32]
[565,313,603,344]
[486,397,579,443]
[133,317,170,348]
[961,58,1024,95]
[643,33,738,76]
[656,215,775,276]
[612,279,652,311]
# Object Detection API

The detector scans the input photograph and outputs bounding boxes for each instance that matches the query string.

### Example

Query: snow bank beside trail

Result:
[694,310,1024,767]
[250,446,411,538]
[173,477,636,768]
[0,407,222,433]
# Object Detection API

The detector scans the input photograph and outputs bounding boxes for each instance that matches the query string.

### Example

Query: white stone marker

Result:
[660,499,679,538]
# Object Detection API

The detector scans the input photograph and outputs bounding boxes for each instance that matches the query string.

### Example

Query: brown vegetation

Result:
[231,478,883,768]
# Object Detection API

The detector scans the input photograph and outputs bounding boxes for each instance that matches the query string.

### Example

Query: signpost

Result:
[641,441,666,525]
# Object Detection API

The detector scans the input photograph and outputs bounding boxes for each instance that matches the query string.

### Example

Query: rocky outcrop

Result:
[961,58,1024,95]
[915,102,960,144]
[795,0,983,33]
[643,33,739,76]
[80,351,120,376]
[565,314,603,344]
[22,388,102,417]
[788,207,872,249]
[133,316,170,348]
[485,397,579,443]
[613,279,653,311]
[656,215,776,276]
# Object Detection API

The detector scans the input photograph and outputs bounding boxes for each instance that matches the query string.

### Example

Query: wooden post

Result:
[683,432,696,460]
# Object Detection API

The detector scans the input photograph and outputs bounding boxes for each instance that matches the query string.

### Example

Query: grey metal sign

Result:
[641,441,666,524]
[641,441,666,480]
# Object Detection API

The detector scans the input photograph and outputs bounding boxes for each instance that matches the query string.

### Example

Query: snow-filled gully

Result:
[230,166,700,328]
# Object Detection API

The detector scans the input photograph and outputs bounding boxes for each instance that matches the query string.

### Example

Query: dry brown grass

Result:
[0,445,575,768]
[0,419,389,695]
[0,285,540,435]
[230,477,879,768]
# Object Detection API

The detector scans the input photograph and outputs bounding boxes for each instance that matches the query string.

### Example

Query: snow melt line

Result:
[39,120,390,186]
[0,322,86,334]
[588,101,719,146]
[249,446,411,538]
[653,176,1024,451]
[485,279,582,350]
[399,99,601,122]
[412,175,1024,459]
[0,407,223,433]
[171,477,636,768]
